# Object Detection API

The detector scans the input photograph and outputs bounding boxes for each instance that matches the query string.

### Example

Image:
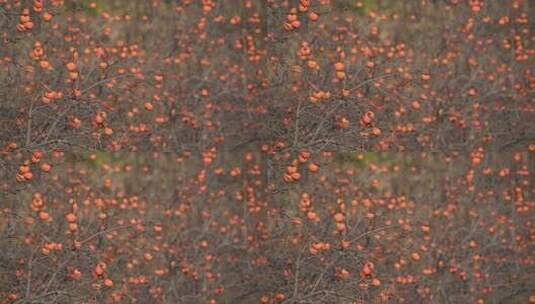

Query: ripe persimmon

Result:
[144,102,153,111]
[103,278,114,287]
[309,12,319,21]
[66,62,77,71]
[42,12,53,22]
[308,163,319,173]
[65,213,77,222]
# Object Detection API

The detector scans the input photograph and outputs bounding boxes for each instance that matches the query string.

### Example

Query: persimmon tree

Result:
[0,0,534,303]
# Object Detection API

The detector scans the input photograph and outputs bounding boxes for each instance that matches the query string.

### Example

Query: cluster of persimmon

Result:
[93,262,114,289]
[309,241,331,255]
[30,192,44,212]
[333,212,346,233]
[30,42,47,69]
[65,61,79,81]
[259,293,286,303]
[297,42,311,59]
[15,162,33,182]
[470,147,485,166]
[93,111,113,136]
[41,90,62,104]
[282,151,316,183]
[16,8,34,31]
[65,210,78,233]
[298,192,311,212]
[15,151,43,182]
[66,267,82,281]
[41,242,63,256]
[283,0,320,32]
[202,147,217,166]
[334,61,346,80]
[358,261,382,288]
[14,0,54,32]
[359,110,382,137]
[309,90,331,103]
